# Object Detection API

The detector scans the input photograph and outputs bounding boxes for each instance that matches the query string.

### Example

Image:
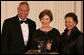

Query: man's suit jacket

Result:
[1,15,36,54]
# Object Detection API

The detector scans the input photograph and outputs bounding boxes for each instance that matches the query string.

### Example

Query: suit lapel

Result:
[14,17,33,48]
[26,19,31,46]
[26,19,32,47]
[14,16,25,47]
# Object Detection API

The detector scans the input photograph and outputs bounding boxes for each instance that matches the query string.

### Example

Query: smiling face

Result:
[65,17,76,31]
[18,4,30,20]
[41,15,51,27]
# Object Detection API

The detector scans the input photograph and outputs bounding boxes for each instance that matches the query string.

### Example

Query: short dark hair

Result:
[19,2,29,7]
[65,12,78,24]
[39,9,53,22]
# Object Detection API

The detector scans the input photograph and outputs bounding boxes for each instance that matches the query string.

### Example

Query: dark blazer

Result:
[1,15,36,54]
[59,26,83,54]
[31,28,60,53]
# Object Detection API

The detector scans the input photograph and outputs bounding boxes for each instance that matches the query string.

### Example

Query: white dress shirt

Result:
[19,17,29,46]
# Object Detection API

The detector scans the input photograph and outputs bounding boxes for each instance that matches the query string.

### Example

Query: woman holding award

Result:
[31,9,60,54]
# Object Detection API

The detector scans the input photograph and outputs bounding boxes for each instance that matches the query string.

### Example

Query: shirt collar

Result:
[64,26,78,33]
[18,16,27,21]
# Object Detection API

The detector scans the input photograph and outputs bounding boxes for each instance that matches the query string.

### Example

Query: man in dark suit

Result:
[1,2,36,54]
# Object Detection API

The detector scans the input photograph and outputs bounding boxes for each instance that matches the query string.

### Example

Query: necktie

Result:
[20,20,28,24]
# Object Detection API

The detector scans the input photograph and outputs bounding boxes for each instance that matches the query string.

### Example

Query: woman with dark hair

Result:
[31,9,60,54]
[59,12,83,54]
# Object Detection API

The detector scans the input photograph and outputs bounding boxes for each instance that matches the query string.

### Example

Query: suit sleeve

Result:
[31,32,38,49]
[77,34,83,54]
[51,30,60,52]
[1,20,10,54]
[32,21,36,31]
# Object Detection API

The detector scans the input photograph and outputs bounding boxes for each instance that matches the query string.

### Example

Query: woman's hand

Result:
[46,42,52,50]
